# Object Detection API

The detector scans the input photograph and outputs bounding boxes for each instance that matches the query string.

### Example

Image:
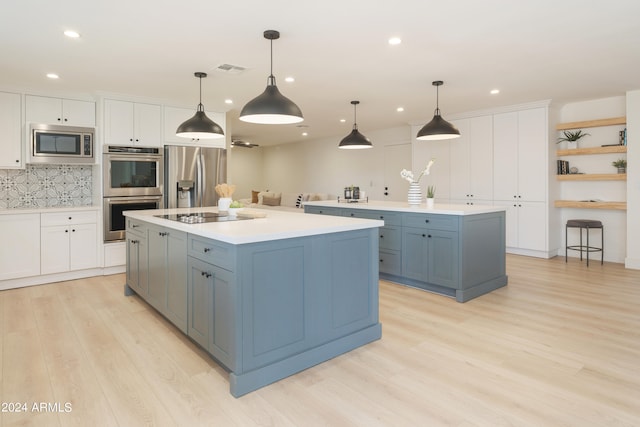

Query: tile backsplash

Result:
[0,164,93,209]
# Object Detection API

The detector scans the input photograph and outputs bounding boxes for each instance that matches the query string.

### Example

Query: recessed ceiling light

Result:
[396,107,404,112]
[388,37,402,45]
[64,30,80,38]
[302,132,308,136]
[490,89,500,95]
[285,76,295,83]
[46,73,59,79]
[340,119,346,123]
[224,99,233,104]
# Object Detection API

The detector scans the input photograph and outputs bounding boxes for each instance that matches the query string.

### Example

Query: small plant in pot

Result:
[557,130,590,149]
[612,159,627,174]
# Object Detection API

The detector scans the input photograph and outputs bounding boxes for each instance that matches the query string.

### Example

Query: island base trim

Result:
[229,323,382,397]
[380,273,508,303]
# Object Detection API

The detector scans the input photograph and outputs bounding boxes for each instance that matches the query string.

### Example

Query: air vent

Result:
[215,64,247,74]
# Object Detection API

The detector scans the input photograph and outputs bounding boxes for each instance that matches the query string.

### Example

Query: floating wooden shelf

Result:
[554,200,627,210]
[557,173,626,181]
[556,117,626,130]
[557,146,627,156]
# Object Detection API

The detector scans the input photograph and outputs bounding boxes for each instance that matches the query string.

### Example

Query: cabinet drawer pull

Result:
[131,224,139,228]
[203,247,211,253]
[201,271,212,278]
[131,240,138,244]
[422,234,426,237]
[425,219,429,223]
[72,229,75,232]
[65,229,69,233]
[68,216,72,220]
[428,234,432,238]
[380,234,384,239]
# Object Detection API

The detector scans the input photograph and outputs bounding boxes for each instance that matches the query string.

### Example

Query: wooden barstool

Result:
[565,219,603,266]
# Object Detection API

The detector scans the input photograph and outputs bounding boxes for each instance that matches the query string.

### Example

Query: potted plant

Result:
[426,185,436,208]
[612,159,627,174]
[557,130,590,149]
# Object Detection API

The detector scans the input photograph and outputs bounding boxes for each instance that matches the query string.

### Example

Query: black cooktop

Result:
[156,212,252,224]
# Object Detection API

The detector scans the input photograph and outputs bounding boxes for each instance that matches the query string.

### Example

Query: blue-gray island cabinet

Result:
[304,200,508,302]
[123,208,383,397]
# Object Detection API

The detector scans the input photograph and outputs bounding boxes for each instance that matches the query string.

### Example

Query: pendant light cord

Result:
[353,103,358,130]
[434,83,440,115]
[197,74,204,112]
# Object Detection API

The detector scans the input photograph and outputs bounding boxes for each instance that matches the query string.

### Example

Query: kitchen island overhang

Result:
[123,207,383,397]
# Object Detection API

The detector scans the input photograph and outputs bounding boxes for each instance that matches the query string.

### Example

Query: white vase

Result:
[218,197,232,212]
[567,140,578,149]
[426,198,435,209]
[407,182,422,206]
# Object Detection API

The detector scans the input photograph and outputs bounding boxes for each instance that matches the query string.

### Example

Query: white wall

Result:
[227,145,264,200]
[626,90,640,269]
[558,96,628,263]
[259,126,411,198]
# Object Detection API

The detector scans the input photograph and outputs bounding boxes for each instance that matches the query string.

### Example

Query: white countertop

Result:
[0,205,100,215]
[304,200,506,215]
[124,207,384,245]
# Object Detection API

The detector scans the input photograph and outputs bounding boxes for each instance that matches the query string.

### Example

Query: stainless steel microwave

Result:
[28,123,95,164]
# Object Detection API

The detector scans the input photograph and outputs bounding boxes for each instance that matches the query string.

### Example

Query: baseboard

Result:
[0,267,123,291]
[625,257,640,270]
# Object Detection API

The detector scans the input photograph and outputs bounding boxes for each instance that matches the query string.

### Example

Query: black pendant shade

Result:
[176,72,225,139]
[416,80,460,141]
[339,101,372,149]
[240,30,304,124]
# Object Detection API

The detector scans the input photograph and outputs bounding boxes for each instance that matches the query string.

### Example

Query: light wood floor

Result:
[1,255,639,426]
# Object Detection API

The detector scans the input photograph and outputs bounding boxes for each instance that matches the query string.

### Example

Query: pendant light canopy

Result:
[176,72,225,139]
[339,101,372,149]
[416,80,460,141]
[239,30,304,125]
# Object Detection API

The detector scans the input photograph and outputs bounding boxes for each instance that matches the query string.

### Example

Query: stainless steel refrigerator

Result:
[164,145,227,209]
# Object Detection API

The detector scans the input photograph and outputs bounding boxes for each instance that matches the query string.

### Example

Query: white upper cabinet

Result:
[164,106,226,148]
[493,108,547,202]
[25,95,95,127]
[104,99,162,147]
[449,115,493,203]
[0,91,23,168]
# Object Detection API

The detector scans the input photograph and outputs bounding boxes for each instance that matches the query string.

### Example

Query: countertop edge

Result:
[303,200,506,215]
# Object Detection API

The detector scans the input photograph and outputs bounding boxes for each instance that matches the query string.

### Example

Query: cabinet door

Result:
[147,228,167,310]
[401,227,429,282]
[517,202,547,251]
[427,229,458,288]
[0,91,22,168]
[25,95,94,126]
[188,257,212,350]
[468,115,494,200]
[0,214,40,280]
[127,234,148,296]
[62,99,96,127]
[493,112,519,200]
[41,226,70,275]
[449,118,470,200]
[517,108,547,202]
[126,236,141,290]
[134,103,162,147]
[166,230,188,333]
[209,266,234,368]
[26,95,62,124]
[69,223,98,271]
[104,99,135,145]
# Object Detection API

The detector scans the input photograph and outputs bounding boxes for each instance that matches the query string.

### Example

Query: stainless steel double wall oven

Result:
[103,146,163,242]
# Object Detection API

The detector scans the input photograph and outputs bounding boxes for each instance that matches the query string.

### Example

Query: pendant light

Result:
[239,30,303,124]
[416,80,460,140]
[176,72,225,139]
[339,101,372,149]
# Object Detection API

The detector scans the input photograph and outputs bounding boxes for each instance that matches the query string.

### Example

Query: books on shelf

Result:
[557,159,570,175]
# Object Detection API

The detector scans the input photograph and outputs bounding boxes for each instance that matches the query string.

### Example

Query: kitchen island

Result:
[304,200,508,302]
[123,207,383,397]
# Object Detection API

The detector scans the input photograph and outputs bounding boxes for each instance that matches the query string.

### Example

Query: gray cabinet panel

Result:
[304,206,343,216]
[379,249,401,275]
[379,226,401,251]
[187,257,211,350]
[402,213,458,231]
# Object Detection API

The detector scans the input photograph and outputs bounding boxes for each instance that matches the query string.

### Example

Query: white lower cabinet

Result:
[0,214,40,280]
[495,201,547,253]
[41,211,98,274]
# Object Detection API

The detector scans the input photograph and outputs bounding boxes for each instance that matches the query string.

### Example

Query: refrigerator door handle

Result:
[196,152,203,208]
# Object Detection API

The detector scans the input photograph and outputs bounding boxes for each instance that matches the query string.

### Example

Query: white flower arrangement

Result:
[400,158,435,183]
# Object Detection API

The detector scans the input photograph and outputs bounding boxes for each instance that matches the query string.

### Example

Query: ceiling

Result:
[2,0,639,146]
